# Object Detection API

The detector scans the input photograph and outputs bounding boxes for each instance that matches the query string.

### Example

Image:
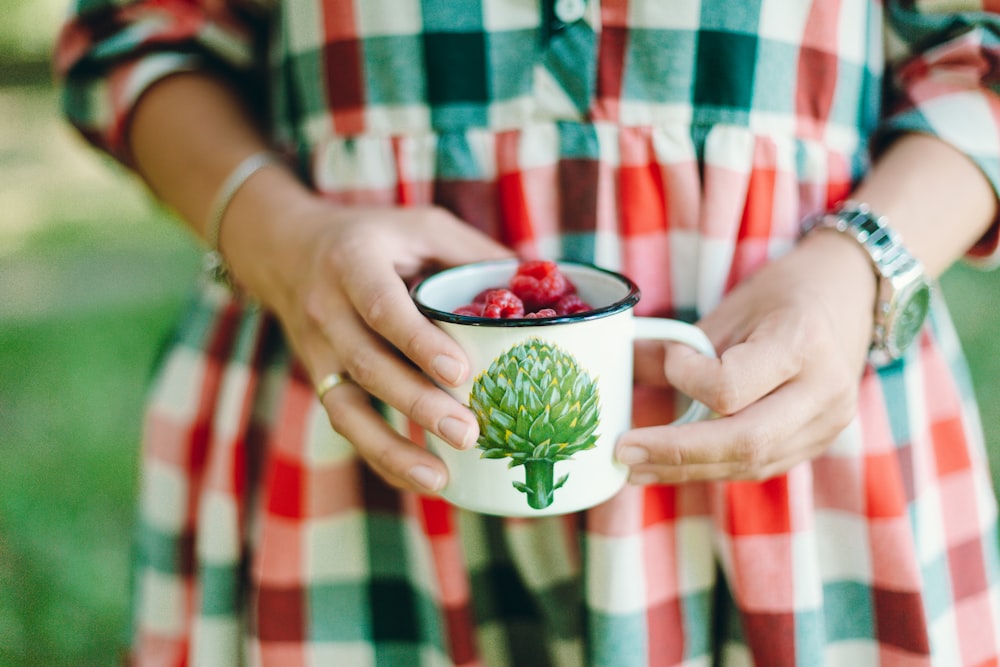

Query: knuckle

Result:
[401,327,432,364]
[324,394,355,432]
[303,289,328,330]
[654,445,685,468]
[374,447,411,487]
[361,288,396,331]
[343,346,379,388]
[830,390,859,431]
[406,390,439,428]
[707,368,743,416]
[732,426,770,474]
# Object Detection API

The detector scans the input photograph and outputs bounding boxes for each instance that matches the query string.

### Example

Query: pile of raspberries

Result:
[453,260,594,319]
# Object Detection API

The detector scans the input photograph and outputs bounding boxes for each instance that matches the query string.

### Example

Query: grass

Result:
[0,83,201,667]
[0,302,182,666]
[3,75,1000,666]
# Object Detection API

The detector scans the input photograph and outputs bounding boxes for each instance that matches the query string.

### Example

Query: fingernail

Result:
[408,465,445,492]
[432,355,465,385]
[628,472,659,486]
[617,446,649,465]
[439,417,474,449]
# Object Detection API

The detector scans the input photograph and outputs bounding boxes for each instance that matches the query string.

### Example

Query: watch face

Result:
[889,283,932,356]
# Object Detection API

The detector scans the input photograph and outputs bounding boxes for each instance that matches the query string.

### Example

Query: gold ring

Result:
[316,371,351,401]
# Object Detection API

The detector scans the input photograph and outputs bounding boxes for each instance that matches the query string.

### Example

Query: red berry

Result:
[448,262,590,319]
[509,265,570,310]
[514,260,559,279]
[555,293,592,315]
[453,303,485,317]
[480,288,524,319]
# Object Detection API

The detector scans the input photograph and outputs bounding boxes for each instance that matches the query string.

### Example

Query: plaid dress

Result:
[57,1,1000,665]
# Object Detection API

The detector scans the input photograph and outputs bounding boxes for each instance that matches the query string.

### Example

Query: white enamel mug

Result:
[411,260,716,517]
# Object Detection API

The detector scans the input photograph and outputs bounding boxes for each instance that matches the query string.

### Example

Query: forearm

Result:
[850,133,998,279]
[128,72,320,306]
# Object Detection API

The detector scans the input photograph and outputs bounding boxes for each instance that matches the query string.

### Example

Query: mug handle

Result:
[633,317,717,424]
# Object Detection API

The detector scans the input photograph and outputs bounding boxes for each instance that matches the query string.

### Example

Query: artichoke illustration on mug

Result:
[469,338,600,510]
[410,259,716,517]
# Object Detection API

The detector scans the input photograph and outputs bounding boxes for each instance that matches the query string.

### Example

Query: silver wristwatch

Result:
[803,202,932,367]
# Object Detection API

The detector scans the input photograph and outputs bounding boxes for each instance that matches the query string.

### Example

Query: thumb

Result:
[418,210,515,266]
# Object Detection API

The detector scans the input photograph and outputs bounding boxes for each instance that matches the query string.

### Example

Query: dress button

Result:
[554,0,586,24]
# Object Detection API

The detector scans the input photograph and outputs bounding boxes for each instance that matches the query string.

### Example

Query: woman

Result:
[56,1,1000,664]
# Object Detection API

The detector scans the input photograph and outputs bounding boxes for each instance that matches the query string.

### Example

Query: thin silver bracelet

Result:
[203,151,282,289]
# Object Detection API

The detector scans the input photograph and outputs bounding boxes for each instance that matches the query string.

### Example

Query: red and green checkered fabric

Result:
[56,1,1000,665]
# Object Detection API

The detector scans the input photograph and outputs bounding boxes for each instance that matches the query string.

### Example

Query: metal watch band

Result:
[802,201,930,366]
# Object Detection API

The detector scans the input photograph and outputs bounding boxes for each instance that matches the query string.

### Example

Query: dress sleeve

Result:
[53,0,269,166]
[880,1,1000,267]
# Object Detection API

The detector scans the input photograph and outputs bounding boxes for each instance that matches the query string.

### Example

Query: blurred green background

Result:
[2,1,1000,665]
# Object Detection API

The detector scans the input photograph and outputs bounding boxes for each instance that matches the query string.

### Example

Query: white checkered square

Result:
[815,511,873,582]
[148,346,206,422]
[364,104,432,137]
[482,0,538,30]
[191,616,240,666]
[756,0,810,45]
[836,0,871,65]
[356,0,423,36]
[675,516,716,595]
[139,568,186,636]
[628,0,702,31]
[304,403,356,465]
[315,136,398,192]
[920,90,1000,162]
[305,513,371,581]
[284,0,325,53]
[585,533,647,614]
[197,490,241,563]
[141,460,189,533]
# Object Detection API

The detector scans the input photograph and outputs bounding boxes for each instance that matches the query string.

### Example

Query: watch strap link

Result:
[802,201,931,367]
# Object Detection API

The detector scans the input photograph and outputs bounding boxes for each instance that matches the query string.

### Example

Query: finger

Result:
[664,311,807,416]
[616,378,835,481]
[335,247,477,388]
[321,383,450,494]
[321,311,480,452]
[625,449,818,485]
[410,211,515,266]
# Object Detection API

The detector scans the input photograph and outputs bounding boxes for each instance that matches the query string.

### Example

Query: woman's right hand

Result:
[124,73,513,495]
[224,184,514,494]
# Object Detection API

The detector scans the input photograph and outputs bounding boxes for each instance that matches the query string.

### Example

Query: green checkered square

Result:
[700,0,762,34]
[363,35,426,106]
[694,30,759,115]
[420,0,485,32]
[822,581,875,641]
[748,38,797,115]
[486,29,538,103]
[622,28,697,104]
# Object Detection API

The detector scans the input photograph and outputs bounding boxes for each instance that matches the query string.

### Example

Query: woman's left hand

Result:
[619,230,880,484]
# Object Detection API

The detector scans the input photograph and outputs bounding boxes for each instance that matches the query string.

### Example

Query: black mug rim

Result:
[410,259,641,327]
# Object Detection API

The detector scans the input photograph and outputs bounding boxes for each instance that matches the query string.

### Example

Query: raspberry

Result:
[480,289,524,319]
[453,303,485,317]
[524,308,558,319]
[555,293,592,315]
[447,261,593,319]
[510,260,570,310]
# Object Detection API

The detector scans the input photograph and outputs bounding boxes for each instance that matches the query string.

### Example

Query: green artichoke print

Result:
[469,338,601,510]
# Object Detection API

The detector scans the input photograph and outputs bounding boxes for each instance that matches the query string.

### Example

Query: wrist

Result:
[789,228,877,366]
[795,228,878,317]
[217,163,327,310]
[801,202,932,367]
